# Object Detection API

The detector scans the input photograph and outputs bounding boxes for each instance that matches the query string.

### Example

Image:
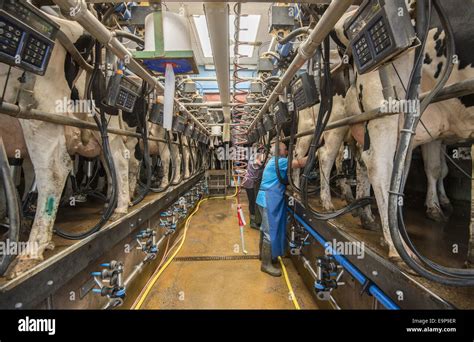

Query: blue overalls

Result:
[256,156,288,259]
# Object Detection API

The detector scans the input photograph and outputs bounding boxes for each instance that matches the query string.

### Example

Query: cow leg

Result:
[438,144,453,216]
[421,141,447,222]
[335,145,355,204]
[355,146,380,231]
[362,116,399,259]
[127,141,140,199]
[170,138,182,184]
[182,143,191,179]
[319,127,347,211]
[7,122,72,278]
[110,137,130,220]
[159,142,171,189]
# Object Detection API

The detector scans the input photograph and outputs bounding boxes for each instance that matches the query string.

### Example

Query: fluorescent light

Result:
[193,15,213,58]
[193,14,261,59]
[229,14,261,58]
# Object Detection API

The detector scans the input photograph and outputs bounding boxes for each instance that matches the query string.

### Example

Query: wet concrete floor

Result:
[139,196,318,309]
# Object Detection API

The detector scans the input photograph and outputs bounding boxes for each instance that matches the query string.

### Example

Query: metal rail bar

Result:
[281,77,474,142]
[247,0,353,132]
[0,102,193,146]
[52,0,208,134]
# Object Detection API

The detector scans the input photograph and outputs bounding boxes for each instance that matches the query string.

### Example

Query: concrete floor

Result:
[140,195,318,309]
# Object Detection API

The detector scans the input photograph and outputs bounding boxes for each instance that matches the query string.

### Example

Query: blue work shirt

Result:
[256,156,288,208]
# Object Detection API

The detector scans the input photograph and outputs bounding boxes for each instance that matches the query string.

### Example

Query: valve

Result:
[314,255,345,301]
[91,260,125,300]
[136,229,158,261]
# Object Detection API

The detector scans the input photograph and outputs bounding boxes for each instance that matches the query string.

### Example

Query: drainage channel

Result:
[173,255,260,262]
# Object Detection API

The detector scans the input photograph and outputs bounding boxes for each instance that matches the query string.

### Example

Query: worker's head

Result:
[277,142,288,157]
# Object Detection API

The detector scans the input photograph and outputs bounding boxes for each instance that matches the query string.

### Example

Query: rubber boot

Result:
[250,215,260,230]
[260,242,281,277]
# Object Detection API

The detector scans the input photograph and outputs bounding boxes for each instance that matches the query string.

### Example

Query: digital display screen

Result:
[3,0,56,39]
[26,12,55,38]
[347,0,382,39]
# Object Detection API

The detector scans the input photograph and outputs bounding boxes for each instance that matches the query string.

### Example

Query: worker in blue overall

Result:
[256,142,307,277]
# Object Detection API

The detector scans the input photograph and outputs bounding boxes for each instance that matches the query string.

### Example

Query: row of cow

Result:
[274,0,473,264]
[0,12,207,278]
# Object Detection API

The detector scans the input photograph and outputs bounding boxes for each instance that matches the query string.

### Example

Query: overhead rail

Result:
[280,76,474,142]
[247,0,353,133]
[203,2,231,123]
[52,0,208,134]
[0,102,190,146]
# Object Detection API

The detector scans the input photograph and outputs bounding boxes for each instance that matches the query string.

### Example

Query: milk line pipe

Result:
[102,229,173,309]
[51,0,208,134]
[247,0,353,132]
[289,209,400,310]
[181,102,265,107]
[279,76,474,143]
[104,185,206,309]
[0,101,200,147]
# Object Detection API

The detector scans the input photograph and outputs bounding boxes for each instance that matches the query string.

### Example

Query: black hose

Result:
[0,138,21,275]
[274,124,289,186]
[55,42,118,240]
[387,0,474,285]
[172,133,185,185]
[295,36,372,220]
[113,30,145,47]
[130,85,151,206]
[277,27,310,45]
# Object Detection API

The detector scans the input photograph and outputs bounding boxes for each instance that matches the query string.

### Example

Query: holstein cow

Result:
[332,1,474,261]
[0,14,140,277]
[292,71,379,231]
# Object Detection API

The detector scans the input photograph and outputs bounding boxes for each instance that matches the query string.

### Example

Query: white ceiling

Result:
[164,2,272,66]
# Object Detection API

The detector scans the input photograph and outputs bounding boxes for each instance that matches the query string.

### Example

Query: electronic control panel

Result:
[344,0,416,74]
[291,72,319,111]
[0,0,60,75]
[106,73,141,113]
[273,101,290,126]
[172,115,186,133]
[149,103,163,125]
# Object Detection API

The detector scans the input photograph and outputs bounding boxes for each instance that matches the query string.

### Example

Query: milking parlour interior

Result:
[0,0,473,336]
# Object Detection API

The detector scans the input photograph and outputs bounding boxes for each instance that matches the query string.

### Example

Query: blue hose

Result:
[290,210,400,310]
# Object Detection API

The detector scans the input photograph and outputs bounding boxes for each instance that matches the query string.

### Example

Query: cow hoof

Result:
[110,212,126,221]
[45,241,55,251]
[5,258,42,279]
[321,203,335,212]
[361,218,380,231]
[441,202,454,217]
[426,207,448,223]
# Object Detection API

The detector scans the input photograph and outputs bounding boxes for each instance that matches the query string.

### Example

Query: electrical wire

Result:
[278,256,301,310]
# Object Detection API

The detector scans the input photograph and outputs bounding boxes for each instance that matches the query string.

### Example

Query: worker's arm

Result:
[291,156,308,169]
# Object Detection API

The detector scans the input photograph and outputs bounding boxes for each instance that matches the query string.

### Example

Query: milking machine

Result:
[376,0,474,286]
[54,41,119,240]
[97,180,206,309]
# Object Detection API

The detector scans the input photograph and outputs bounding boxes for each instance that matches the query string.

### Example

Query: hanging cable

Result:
[388,0,474,285]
